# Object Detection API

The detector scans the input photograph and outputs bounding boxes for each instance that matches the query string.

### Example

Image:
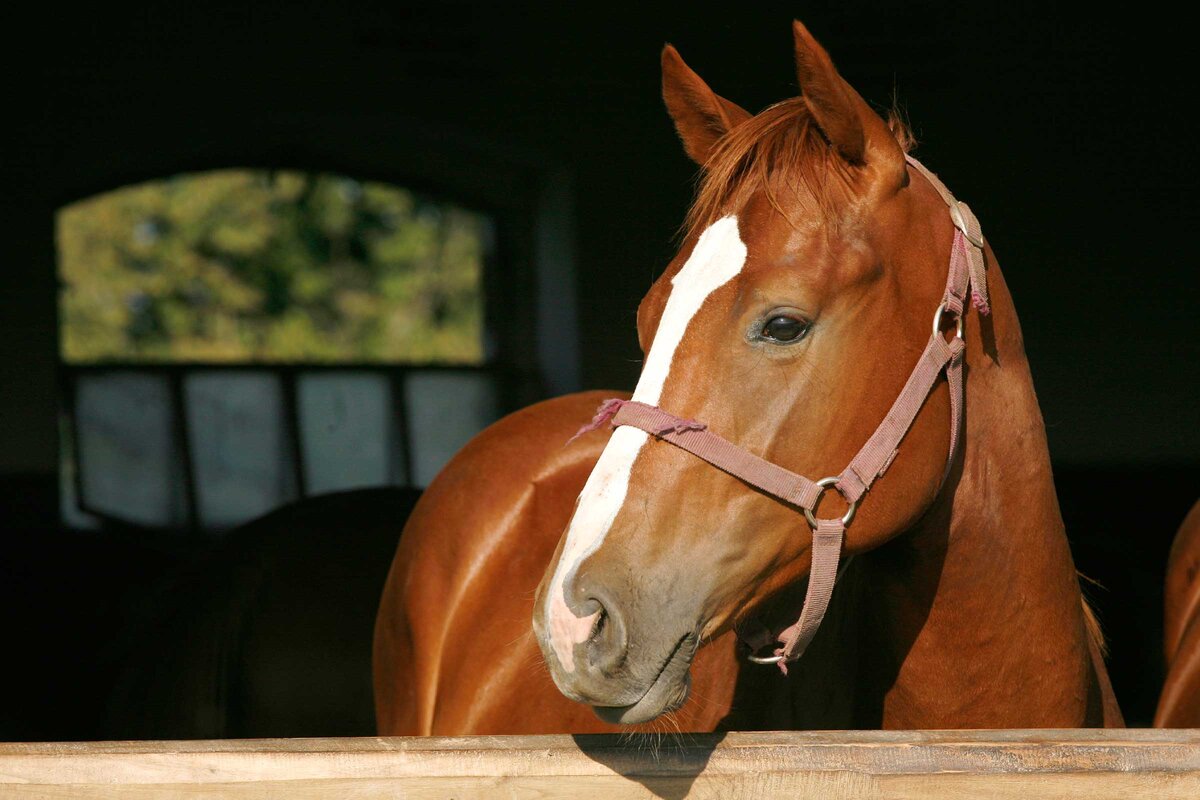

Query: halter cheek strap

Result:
[570,156,988,673]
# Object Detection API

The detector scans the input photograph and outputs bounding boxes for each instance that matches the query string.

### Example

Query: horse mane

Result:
[1082,597,1108,658]
[684,97,915,236]
[1079,575,1110,659]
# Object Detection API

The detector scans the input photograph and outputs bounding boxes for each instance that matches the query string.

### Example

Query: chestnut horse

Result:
[374,21,1126,733]
[1159,500,1200,726]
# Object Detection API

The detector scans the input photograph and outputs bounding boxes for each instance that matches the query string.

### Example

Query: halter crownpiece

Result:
[571,156,988,673]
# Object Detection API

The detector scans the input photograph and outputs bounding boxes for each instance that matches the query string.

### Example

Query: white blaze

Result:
[546,216,747,671]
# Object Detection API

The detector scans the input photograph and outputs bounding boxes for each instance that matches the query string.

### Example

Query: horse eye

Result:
[761,315,809,343]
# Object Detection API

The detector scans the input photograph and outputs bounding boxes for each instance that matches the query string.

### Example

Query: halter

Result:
[571,156,990,673]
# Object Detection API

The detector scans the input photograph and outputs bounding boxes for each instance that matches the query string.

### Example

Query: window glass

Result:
[298,372,404,493]
[404,372,499,487]
[185,372,296,530]
[73,372,188,527]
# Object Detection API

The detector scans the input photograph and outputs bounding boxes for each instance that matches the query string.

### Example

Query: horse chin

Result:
[592,671,691,725]
[591,635,695,725]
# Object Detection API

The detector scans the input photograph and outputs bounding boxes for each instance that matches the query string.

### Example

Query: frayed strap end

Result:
[567,398,628,445]
[971,290,991,316]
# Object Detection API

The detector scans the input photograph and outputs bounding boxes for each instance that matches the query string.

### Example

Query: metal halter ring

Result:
[803,476,860,529]
[746,648,785,665]
[932,302,964,340]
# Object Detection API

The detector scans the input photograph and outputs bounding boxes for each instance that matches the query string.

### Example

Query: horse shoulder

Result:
[373,390,622,734]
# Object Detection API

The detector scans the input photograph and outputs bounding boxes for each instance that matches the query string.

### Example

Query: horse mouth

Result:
[592,632,695,725]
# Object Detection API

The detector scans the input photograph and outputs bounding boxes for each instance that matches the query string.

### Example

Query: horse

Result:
[1159,500,1200,726]
[373,20,1128,734]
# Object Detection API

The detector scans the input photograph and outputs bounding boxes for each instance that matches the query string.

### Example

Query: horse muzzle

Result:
[533,579,700,724]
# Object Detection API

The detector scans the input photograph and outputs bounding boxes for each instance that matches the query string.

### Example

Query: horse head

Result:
[533,21,963,724]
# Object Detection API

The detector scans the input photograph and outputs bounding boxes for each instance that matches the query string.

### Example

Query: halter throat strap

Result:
[570,156,988,672]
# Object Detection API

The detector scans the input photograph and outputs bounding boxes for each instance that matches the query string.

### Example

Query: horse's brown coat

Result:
[374,21,1124,733]
[1157,500,1200,726]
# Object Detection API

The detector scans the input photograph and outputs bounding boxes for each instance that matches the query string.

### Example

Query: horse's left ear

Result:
[662,44,752,166]
[792,20,906,190]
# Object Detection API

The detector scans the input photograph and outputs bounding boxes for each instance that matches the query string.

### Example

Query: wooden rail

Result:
[2,729,1199,798]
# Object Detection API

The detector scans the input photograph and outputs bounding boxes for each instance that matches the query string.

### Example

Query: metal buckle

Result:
[803,477,859,529]
[949,202,985,249]
[932,302,964,340]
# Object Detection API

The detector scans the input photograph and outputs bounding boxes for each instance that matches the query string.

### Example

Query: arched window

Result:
[59,169,505,532]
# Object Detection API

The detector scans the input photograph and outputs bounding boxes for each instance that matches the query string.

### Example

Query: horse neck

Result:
[858,252,1099,727]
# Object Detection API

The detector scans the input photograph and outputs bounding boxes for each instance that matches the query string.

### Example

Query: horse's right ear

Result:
[662,45,750,166]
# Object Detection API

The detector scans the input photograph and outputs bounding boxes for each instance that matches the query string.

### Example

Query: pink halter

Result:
[572,156,989,672]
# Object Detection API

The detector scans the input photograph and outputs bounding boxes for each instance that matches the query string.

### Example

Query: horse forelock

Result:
[684,97,915,237]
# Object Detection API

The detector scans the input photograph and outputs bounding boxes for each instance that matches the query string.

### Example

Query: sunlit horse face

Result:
[533,22,957,723]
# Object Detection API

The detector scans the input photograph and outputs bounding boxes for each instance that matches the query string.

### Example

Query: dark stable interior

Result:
[3,3,1196,737]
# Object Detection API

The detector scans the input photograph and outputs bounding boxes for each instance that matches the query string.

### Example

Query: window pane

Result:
[404,372,499,487]
[185,372,295,529]
[57,170,490,364]
[298,372,403,493]
[74,372,187,527]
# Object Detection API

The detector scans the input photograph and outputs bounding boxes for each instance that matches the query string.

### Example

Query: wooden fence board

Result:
[2,729,1199,798]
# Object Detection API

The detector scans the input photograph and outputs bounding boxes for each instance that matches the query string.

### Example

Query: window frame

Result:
[52,125,579,536]
[61,361,508,535]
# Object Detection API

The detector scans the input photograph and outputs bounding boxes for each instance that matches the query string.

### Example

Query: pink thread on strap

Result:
[566,397,628,445]
[567,398,709,443]
[952,229,991,316]
[655,417,707,436]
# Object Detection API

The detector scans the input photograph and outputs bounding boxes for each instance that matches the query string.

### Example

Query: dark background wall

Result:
[2,2,1197,735]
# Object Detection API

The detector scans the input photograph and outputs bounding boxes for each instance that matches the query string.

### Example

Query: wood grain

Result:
[2,730,1199,798]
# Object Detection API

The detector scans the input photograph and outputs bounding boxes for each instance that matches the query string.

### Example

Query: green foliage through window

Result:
[58,170,488,363]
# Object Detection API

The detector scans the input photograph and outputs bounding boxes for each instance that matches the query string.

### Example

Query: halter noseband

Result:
[571,156,989,673]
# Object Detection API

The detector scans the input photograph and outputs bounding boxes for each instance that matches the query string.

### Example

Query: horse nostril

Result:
[588,607,607,643]
[584,595,627,673]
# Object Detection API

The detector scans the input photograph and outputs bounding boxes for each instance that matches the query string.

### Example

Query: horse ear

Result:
[792,20,905,187]
[662,44,751,166]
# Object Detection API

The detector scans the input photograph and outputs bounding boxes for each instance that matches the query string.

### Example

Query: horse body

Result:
[374,20,1124,733]
[373,244,1123,733]
[373,227,1127,730]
